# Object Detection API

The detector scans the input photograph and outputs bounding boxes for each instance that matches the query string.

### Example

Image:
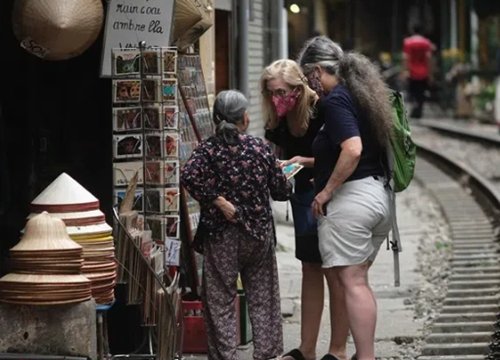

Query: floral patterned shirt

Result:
[181,134,292,243]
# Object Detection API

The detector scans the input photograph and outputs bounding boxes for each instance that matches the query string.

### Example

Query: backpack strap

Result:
[388,188,402,287]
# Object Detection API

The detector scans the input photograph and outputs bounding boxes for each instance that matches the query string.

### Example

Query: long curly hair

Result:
[297,36,393,148]
[260,59,318,137]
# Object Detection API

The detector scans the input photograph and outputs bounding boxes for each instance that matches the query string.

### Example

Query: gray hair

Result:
[297,36,393,148]
[213,90,248,144]
[297,36,344,76]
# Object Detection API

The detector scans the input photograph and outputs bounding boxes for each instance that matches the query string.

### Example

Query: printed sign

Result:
[101,0,175,77]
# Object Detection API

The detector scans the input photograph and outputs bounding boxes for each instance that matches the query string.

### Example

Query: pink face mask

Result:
[271,89,300,118]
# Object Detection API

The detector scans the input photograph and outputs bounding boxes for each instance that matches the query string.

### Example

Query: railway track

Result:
[410,121,500,360]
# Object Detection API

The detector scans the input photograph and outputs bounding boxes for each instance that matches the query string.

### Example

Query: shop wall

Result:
[246,0,267,138]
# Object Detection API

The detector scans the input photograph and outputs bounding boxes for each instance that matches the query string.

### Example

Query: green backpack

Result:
[388,91,416,192]
[386,91,417,287]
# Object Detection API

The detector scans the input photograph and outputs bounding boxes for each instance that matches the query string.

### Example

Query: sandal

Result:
[320,355,341,360]
[282,349,306,360]
[351,355,358,360]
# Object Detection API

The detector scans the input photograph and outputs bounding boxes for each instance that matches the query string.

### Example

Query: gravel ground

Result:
[412,122,500,193]
[396,178,453,359]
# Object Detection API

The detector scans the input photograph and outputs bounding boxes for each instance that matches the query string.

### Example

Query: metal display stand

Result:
[109,42,183,360]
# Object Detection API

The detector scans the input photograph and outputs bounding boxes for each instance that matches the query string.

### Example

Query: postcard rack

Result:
[176,53,215,298]
[110,44,183,358]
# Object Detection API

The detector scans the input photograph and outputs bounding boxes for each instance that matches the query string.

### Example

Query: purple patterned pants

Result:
[201,224,283,360]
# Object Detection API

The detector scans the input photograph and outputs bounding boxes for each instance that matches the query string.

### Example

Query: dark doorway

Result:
[0,0,113,276]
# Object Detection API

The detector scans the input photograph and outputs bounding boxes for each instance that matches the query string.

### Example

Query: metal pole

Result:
[238,0,249,97]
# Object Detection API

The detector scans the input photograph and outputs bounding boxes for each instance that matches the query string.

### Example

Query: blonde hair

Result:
[260,59,317,137]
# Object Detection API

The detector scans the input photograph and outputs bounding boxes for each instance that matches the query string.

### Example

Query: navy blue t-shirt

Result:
[312,85,385,193]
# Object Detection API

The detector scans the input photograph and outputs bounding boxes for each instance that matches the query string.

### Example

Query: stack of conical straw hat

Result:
[28,173,116,304]
[10,211,83,274]
[0,212,92,305]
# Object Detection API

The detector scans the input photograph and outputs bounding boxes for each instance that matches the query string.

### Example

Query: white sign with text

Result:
[101,0,175,77]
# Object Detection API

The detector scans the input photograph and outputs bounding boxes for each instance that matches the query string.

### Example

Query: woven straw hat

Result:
[172,0,203,43]
[12,0,104,61]
[31,173,99,213]
[175,7,213,52]
[11,212,82,252]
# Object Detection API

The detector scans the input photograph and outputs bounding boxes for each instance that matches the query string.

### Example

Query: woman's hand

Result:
[281,155,314,168]
[213,196,237,223]
[281,155,303,167]
[311,189,333,218]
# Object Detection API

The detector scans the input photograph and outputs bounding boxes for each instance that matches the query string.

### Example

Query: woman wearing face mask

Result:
[297,36,394,360]
[261,59,332,360]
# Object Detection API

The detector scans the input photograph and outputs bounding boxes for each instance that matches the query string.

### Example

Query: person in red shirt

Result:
[403,25,434,118]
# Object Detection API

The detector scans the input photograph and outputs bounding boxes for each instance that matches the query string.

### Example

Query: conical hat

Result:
[175,6,213,52]
[172,0,203,43]
[28,209,105,227]
[10,212,82,252]
[12,0,104,61]
[66,222,113,236]
[31,173,99,212]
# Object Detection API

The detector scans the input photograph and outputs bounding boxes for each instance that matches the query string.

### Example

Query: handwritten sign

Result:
[100,0,175,77]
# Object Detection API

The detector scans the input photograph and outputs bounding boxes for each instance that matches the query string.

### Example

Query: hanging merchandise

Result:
[28,173,116,304]
[174,0,213,52]
[171,0,203,45]
[12,0,104,60]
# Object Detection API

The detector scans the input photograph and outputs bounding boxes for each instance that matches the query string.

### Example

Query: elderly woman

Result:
[297,36,394,360]
[181,90,292,360]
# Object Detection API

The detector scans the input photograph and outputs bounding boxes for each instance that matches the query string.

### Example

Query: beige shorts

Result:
[317,176,392,268]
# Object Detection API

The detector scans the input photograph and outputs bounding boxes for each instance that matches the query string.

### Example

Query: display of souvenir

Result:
[113,49,141,76]
[142,50,161,75]
[142,78,161,102]
[164,132,179,158]
[114,134,143,159]
[162,49,177,75]
[143,106,162,130]
[113,107,142,132]
[165,215,180,239]
[164,161,179,186]
[145,161,164,185]
[113,161,144,186]
[115,188,143,212]
[113,79,141,103]
[162,79,177,103]
[163,106,179,129]
[164,187,179,212]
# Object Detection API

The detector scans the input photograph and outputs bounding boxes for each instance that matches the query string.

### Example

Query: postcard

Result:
[164,160,179,186]
[113,49,140,76]
[143,106,161,130]
[142,78,160,102]
[142,50,161,75]
[165,215,180,239]
[145,134,162,158]
[113,79,141,103]
[145,188,163,213]
[114,134,143,159]
[164,132,179,158]
[113,161,144,186]
[165,238,181,266]
[162,49,177,75]
[163,106,179,129]
[162,79,177,102]
[113,107,142,132]
[145,161,163,185]
[114,188,143,212]
[145,216,164,243]
[164,187,180,212]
